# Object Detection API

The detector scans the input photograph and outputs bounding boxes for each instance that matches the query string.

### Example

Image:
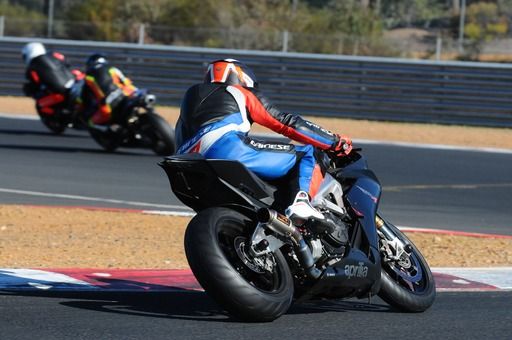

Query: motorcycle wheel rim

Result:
[216,220,284,293]
[380,227,430,293]
[386,252,425,291]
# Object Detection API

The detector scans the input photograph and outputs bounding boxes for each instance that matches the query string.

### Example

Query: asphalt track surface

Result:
[0,291,511,339]
[1,116,511,235]
[1,115,512,339]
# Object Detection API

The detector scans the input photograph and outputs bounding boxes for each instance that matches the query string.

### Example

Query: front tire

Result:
[185,207,294,322]
[140,113,176,155]
[88,128,119,152]
[377,218,436,312]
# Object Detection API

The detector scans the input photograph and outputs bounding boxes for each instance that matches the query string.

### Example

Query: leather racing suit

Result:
[24,52,76,115]
[176,83,340,202]
[82,65,137,125]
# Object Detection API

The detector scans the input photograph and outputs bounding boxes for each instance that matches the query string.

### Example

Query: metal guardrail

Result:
[1,36,512,127]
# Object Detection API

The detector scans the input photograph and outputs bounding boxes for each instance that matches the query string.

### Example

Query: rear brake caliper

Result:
[234,236,269,274]
[249,223,286,256]
[236,223,287,273]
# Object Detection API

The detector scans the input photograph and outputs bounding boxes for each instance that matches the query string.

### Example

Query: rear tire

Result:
[39,115,66,135]
[377,219,436,312]
[185,207,294,322]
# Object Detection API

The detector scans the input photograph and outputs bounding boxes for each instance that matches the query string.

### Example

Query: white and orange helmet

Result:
[204,58,258,88]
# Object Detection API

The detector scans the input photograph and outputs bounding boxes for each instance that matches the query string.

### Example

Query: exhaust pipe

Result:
[144,94,156,107]
[257,208,301,245]
[257,208,322,279]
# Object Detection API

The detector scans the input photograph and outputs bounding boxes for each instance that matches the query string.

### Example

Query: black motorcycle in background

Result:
[88,89,176,156]
[160,147,435,322]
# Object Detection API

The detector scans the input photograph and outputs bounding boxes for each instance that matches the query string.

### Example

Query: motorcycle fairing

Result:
[332,158,382,256]
[328,157,383,296]
[160,153,276,212]
[302,247,381,300]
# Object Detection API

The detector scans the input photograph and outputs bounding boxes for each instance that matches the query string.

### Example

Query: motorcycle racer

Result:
[21,42,81,116]
[175,58,352,221]
[81,53,137,130]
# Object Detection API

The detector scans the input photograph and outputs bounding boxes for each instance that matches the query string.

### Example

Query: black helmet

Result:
[204,58,258,88]
[86,53,108,70]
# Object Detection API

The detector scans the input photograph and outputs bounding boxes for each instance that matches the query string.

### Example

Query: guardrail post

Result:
[47,0,54,38]
[436,35,442,60]
[138,24,145,45]
[282,30,289,52]
[458,0,466,53]
[0,16,4,37]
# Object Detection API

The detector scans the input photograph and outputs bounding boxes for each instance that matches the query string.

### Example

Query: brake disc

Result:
[234,236,266,274]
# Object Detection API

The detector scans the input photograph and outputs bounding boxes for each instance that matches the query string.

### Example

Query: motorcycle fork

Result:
[375,215,411,262]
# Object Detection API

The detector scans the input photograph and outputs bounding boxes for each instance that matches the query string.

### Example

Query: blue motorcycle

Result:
[160,147,435,322]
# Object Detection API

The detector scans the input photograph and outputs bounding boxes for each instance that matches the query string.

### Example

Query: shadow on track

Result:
[0,143,158,156]
[0,128,89,139]
[0,288,393,323]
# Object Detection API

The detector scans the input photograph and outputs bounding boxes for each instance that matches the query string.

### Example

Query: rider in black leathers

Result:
[81,53,138,130]
[22,42,82,116]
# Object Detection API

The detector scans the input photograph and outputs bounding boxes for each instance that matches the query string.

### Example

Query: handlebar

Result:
[327,146,363,169]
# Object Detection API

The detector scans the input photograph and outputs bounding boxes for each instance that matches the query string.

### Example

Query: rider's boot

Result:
[87,117,121,134]
[285,191,324,225]
[88,120,110,133]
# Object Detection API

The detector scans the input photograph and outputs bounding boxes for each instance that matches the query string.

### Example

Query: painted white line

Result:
[398,226,446,232]
[353,138,512,154]
[398,226,512,239]
[432,267,512,290]
[143,210,195,217]
[0,268,96,290]
[452,279,471,285]
[92,272,112,277]
[0,187,193,212]
[385,183,512,192]
[0,113,38,120]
